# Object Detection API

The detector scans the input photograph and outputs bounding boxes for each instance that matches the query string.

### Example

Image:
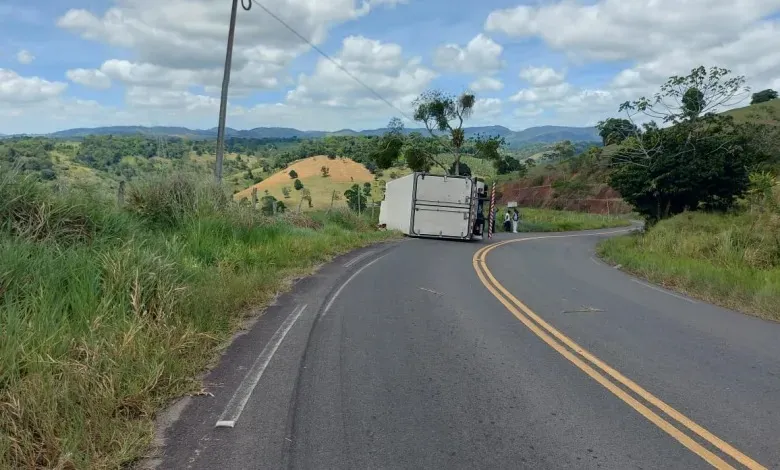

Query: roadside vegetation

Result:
[599,209,780,320]
[496,207,631,232]
[594,66,780,318]
[0,168,395,469]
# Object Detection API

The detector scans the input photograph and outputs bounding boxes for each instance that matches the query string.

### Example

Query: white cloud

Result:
[486,0,780,127]
[514,104,543,118]
[433,34,503,74]
[485,0,780,61]
[56,0,399,98]
[16,49,34,65]
[125,86,220,113]
[519,66,565,87]
[474,97,502,118]
[470,76,504,92]
[66,69,112,89]
[287,35,436,113]
[510,83,572,103]
[0,69,67,104]
[57,0,392,69]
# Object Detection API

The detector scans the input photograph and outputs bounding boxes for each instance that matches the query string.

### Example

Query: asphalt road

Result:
[147,229,780,470]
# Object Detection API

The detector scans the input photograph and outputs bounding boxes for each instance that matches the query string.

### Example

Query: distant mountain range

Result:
[10,124,600,147]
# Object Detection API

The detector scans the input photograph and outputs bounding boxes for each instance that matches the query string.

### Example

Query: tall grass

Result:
[598,211,780,319]
[0,170,394,468]
[494,206,632,232]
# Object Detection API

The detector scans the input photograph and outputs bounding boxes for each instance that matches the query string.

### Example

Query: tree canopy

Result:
[412,90,475,175]
[751,89,778,105]
[596,118,640,146]
[610,66,757,223]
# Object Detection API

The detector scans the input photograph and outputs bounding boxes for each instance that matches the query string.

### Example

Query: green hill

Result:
[722,98,780,124]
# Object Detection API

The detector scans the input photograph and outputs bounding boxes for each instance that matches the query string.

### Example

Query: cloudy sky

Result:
[1,0,779,134]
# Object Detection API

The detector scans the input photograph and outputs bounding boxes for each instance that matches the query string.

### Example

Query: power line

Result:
[251,0,415,122]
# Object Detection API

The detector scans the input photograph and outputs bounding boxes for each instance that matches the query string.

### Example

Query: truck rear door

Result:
[411,174,474,239]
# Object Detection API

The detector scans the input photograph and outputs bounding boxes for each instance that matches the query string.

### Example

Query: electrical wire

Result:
[241,0,252,10]
[250,0,415,123]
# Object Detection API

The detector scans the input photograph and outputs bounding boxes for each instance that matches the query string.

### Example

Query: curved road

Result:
[149,229,780,470]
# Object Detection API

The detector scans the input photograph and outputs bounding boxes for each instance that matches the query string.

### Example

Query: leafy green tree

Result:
[301,188,313,208]
[344,184,368,212]
[611,66,754,223]
[751,89,778,105]
[294,179,304,191]
[260,195,285,215]
[449,160,471,176]
[282,186,291,198]
[551,140,575,161]
[413,90,475,175]
[321,165,330,177]
[596,118,640,145]
[362,182,372,198]
[288,169,298,179]
[371,119,447,173]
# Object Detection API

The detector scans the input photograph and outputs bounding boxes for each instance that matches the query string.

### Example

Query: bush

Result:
[288,169,298,179]
[294,179,304,190]
[125,174,228,228]
[599,211,780,318]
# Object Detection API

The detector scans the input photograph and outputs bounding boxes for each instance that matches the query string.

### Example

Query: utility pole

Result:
[215,0,251,183]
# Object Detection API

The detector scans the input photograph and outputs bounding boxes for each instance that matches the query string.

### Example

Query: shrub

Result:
[294,179,304,191]
[125,174,228,228]
[288,169,298,179]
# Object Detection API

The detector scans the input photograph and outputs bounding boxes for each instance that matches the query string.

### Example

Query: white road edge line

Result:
[631,279,698,304]
[215,303,308,428]
[323,254,388,318]
[344,250,374,268]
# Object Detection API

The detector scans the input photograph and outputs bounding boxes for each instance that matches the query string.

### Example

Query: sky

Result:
[1,0,780,134]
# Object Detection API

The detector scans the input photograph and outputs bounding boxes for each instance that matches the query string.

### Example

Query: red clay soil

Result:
[498,177,632,215]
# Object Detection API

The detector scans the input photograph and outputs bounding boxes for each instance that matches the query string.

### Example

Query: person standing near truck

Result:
[511,208,520,233]
[503,210,511,232]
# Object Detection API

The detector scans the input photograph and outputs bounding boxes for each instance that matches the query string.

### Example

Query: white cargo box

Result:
[379,172,475,240]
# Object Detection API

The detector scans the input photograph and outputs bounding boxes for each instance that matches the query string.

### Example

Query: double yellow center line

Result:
[472,233,766,470]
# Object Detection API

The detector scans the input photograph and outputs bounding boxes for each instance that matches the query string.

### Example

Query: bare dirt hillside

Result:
[234,156,375,210]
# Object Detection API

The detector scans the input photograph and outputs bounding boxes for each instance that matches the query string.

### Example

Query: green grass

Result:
[722,98,780,125]
[494,206,632,232]
[598,211,780,320]
[0,170,397,469]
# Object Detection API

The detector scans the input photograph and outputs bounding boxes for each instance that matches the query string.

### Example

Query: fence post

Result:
[251,187,258,209]
[117,181,125,207]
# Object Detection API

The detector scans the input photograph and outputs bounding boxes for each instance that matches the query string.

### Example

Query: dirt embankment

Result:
[498,176,632,215]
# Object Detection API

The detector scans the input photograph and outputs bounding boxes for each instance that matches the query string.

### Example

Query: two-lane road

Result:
[151,229,780,469]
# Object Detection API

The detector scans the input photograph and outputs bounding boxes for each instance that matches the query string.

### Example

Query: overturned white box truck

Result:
[378,172,490,241]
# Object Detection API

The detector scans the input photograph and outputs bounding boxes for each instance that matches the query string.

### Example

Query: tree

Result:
[289,169,298,179]
[449,160,471,176]
[281,186,291,198]
[596,118,640,145]
[260,195,285,215]
[610,66,754,223]
[371,119,448,173]
[294,179,304,191]
[412,90,475,175]
[344,184,367,212]
[301,188,313,208]
[550,140,575,161]
[620,66,748,125]
[362,182,372,199]
[751,89,778,105]
[321,165,330,177]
